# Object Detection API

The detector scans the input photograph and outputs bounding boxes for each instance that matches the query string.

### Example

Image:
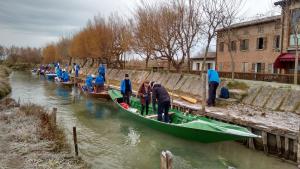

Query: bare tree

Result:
[198,0,226,112]
[221,0,245,80]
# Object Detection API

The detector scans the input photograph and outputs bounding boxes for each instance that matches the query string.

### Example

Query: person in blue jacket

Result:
[207,68,220,107]
[62,69,70,82]
[98,64,106,82]
[56,67,62,79]
[75,64,80,77]
[85,74,93,92]
[120,74,132,105]
[94,74,104,93]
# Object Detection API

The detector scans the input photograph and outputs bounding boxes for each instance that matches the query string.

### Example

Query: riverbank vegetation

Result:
[0,98,89,169]
[0,65,11,99]
[0,45,42,70]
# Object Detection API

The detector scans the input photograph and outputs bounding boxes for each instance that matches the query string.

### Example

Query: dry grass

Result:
[0,102,90,169]
[20,104,69,152]
[227,81,249,90]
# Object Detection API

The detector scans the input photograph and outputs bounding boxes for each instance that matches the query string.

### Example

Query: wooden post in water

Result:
[51,107,57,127]
[297,125,300,168]
[262,131,268,154]
[276,135,282,157]
[73,126,79,156]
[160,150,173,169]
[285,137,290,159]
[247,127,255,150]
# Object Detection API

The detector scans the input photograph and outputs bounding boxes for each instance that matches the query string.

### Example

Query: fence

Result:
[117,67,300,85]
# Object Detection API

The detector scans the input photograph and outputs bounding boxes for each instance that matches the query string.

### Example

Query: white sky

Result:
[0,0,281,48]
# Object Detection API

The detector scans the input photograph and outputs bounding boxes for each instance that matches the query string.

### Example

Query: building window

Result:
[274,35,280,49]
[268,63,274,73]
[207,63,212,70]
[229,41,236,51]
[219,42,224,52]
[242,62,248,72]
[258,25,264,33]
[240,39,249,51]
[196,63,200,71]
[257,37,267,50]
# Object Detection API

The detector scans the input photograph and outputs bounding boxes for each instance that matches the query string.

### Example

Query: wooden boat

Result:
[108,89,259,143]
[78,83,110,100]
[55,79,75,87]
[46,73,57,80]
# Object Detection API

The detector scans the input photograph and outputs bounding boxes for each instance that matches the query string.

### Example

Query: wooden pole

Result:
[73,126,78,156]
[276,135,282,157]
[52,107,57,127]
[160,150,173,169]
[297,125,300,168]
[262,131,268,154]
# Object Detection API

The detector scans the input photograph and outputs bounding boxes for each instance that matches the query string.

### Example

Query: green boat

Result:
[108,89,259,143]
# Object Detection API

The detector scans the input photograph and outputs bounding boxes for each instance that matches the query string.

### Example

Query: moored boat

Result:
[46,73,57,80]
[78,83,110,100]
[108,89,259,143]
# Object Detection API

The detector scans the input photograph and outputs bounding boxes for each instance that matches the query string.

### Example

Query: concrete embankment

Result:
[0,66,12,99]
[0,98,89,169]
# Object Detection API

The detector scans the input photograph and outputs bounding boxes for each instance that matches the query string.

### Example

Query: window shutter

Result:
[264,37,267,50]
[261,63,265,73]
[273,36,276,49]
[256,38,259,49]
[252,63,256,72]
[246,39,249,50]
[240,40,243,51]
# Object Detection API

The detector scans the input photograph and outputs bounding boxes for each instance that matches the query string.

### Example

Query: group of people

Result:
[119,68,221,123]
[84,64,106,93]
[55,63,70,82]
[120,74,172,123]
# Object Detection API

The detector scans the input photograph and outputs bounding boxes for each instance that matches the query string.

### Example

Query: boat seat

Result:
[146,112,175,119]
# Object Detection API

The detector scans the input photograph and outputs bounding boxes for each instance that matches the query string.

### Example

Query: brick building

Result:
[217,0,300,74]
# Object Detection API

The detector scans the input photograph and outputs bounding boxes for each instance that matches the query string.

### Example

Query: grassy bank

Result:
[0,98,90,169]
[4,62,34,71]
[0,65,12,99]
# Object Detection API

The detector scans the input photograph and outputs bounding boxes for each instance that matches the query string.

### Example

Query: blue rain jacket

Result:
[62,72,69,82]
[98,65,105,75]
[120,79,132,94]
[95,75,104,86]
[56,68,62,78]
[208,69,220,84]
[86,75,93,88]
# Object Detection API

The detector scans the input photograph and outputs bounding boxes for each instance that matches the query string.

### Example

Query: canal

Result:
[10,71,296,169]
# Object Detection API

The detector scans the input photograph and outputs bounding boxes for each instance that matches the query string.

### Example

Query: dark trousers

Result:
[122,91,131,105]
[141,100,149,116]
[157,101,170,122]
[208,81,219,106]
[100,73,105,82]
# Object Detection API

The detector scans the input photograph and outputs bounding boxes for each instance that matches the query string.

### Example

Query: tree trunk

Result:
[81,58,88,68]
[68,57,72,66]
[200,40,211,113]
[145,57,149,69]
[295,46,299,85]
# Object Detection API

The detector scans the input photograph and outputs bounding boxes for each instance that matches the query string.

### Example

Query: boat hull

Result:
[108,89,257,143]
[78,84,110,100]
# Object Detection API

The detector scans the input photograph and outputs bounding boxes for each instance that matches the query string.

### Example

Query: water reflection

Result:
[10,71,297,169]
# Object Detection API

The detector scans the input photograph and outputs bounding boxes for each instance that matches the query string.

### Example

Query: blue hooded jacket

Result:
[98,65,105,75]
[208,69,220,84]
[56,68,62,78]
[62,71,69,82]
[95,75,104,86]
[120,79,132,94]
[86,75,93,88]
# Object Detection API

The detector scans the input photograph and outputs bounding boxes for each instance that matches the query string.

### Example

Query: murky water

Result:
[10,71,296,169]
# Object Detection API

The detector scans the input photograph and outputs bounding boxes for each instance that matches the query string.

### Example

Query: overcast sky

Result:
[0,0,281,48]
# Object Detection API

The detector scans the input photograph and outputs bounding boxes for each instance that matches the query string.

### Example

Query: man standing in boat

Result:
[151,82,171,123]
[138,81,151,116]
[207,68,220,107]
[98,64,106,82]
[120,74,132,105]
